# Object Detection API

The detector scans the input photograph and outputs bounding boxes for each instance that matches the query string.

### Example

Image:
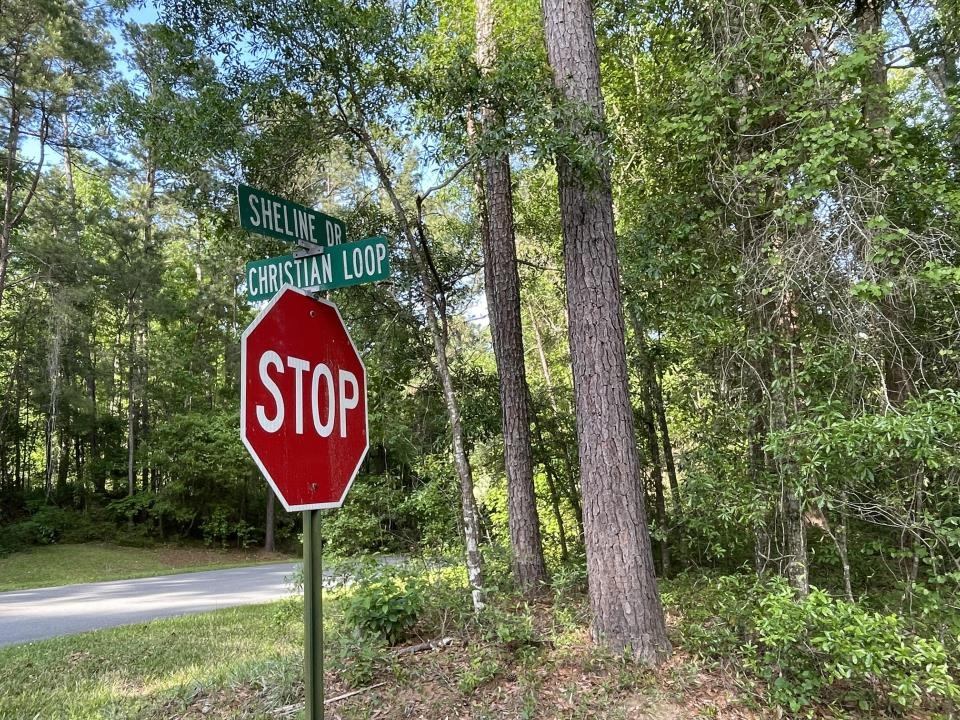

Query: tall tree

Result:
[541,0,670,662]
[0,0,110,311]
[474,0,548,594]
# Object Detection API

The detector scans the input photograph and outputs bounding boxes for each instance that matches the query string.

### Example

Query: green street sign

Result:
[238,183,346,247]
[245,236,391,302]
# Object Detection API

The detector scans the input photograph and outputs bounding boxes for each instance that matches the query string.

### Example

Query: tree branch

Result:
[418,155,473,202]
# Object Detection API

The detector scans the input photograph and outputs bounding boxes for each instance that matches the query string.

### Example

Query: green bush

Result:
[661,571,760,659]
[478,604,537,650]
[747,580,960,714]
[341,565,426,645]
[0,504,118,555]
[0,520,43,556]
[551,560,588,598]
[106,492,154,525]
[199,507,260,548]
[415,561,473,633]
[665,573,959,714]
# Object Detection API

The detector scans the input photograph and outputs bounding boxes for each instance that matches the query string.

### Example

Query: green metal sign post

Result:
[303,510,324,719]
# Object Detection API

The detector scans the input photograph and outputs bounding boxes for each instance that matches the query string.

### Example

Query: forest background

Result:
[1,0,960,715]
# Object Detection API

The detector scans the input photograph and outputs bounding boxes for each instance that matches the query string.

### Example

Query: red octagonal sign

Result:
[241,285,368,511]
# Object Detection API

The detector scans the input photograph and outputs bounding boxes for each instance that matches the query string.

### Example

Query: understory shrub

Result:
[201,507,260,548]
[0,504,117,555]
[667,573,959,715]
[341,564,426,645]
[328,631,388,687]
[747,580,959,714]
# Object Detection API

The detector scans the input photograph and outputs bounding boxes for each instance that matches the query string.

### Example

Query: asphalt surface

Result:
[0,562,300,648]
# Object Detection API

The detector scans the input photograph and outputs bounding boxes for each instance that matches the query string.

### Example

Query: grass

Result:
[0,602,303,720]
[0,543,296,591]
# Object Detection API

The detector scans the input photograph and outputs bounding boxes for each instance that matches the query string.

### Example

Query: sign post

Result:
[303,509,324,718]
[240,286,369,720]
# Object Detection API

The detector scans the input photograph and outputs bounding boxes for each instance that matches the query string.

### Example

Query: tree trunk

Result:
[856,0,889,133]
[652,366,680,517]
[782,484,809,598]
[0,40,46,314]
[62,111,76,207]
[0,46,21,314]
[542,0,670,663]
[139,162,156,494]
[140,393,150,492]
[639,381,670,578]
[749,407,772,577]
[84,337,103,494]
[429,302,486,612]
[127,294,137,498]
[475,0,548,594]
[542,463,570,563]
[772,336,808,598]
[353,126,485,612]
[533,422,572,559]
[56,430,70,493]
[44,303,64,499]
[627,305,681,519]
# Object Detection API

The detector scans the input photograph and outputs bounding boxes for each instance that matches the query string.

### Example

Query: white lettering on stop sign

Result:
[255,350,359,438]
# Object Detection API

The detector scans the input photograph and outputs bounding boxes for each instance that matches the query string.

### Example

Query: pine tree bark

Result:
[542,0,670,663]
[475,0,548,594]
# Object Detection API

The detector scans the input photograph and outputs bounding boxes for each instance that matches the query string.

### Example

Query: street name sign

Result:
[245,236,390,302]
[238,183,346,248]
[240,286,369,511]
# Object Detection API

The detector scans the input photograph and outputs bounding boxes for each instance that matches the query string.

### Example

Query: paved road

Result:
[0,562,300,648]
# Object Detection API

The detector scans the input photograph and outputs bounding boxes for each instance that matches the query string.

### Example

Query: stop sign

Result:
[240,286,369,511]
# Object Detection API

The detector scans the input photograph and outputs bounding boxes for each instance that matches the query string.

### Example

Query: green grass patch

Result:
[0,543,295,591]
[0,602,303,720]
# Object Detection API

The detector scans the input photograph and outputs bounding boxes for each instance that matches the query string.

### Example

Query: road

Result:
[0,562,300,648]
